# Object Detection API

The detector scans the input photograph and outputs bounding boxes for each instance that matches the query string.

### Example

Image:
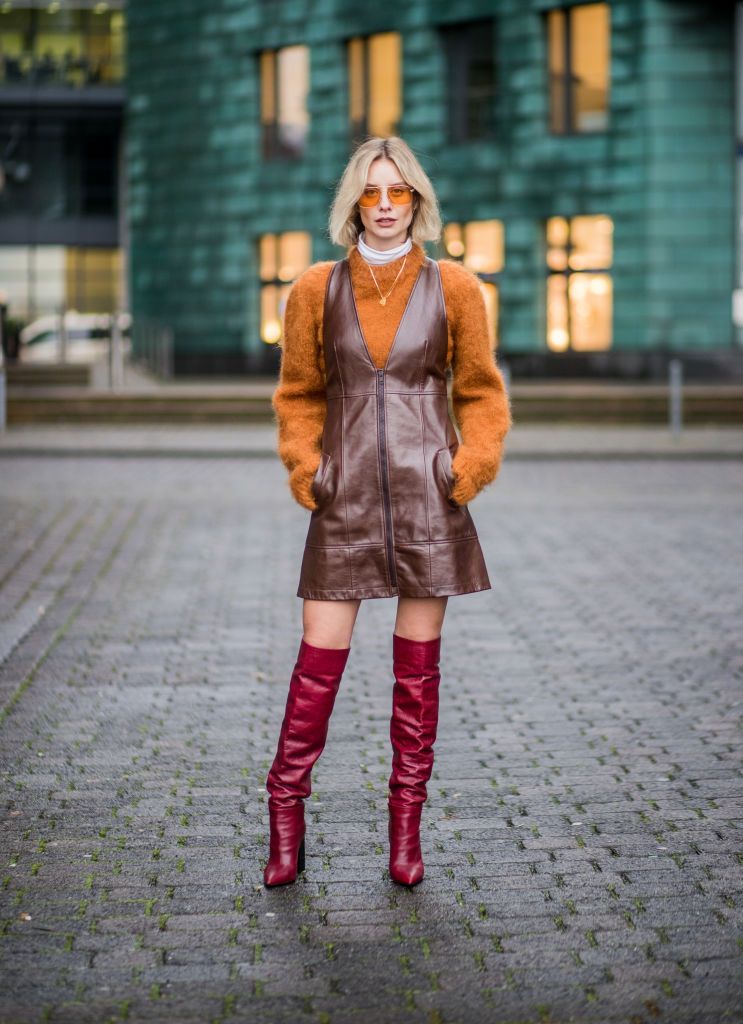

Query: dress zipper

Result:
[376,369,397,589]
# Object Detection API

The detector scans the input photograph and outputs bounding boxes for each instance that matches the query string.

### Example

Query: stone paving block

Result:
[1,456,741,1023]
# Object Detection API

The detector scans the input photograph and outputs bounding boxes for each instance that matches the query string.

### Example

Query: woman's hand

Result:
[450,441,505,506]
[289,459,321,512]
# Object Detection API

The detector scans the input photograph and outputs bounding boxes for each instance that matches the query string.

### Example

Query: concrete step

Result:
[6,383,743,424]
[6,362,93,388]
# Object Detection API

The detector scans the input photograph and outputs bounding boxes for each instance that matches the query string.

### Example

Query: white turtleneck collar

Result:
[357,230,413,266]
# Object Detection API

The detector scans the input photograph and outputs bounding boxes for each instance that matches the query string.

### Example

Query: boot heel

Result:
[297,837,305,874]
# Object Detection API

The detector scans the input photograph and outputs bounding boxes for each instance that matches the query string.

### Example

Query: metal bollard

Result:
[110,312,124,390]
[58,306,68,363]
[669,358,683,436]
[0,314,5,433]
[164,327,174,378]
[0,351,5,434]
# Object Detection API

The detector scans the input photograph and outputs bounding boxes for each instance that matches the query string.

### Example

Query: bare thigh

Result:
[302,599,362,649]
[394,596,448,641]
[302,595,447,649]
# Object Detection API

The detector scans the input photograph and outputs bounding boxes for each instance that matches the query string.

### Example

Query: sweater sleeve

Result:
[270,262,333,511]
[439,259,513,506]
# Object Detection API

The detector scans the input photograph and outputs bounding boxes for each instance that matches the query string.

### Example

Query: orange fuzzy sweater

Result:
[271,240,512,512]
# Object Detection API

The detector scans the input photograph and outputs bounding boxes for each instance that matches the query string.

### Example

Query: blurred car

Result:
[19,311,131,362]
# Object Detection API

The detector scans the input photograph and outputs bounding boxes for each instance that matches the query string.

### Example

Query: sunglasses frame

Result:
[358,183,416,208]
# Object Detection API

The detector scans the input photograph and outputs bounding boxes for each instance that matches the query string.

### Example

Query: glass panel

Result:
[0,8,126,87]
[546,216,569,271]
[87,9,121,85]
[569,215,613,270]
[80,121,118,216]
[0,246,121,321]
[260,234,277,282]
[65,247,120,312]
[260,50,276,124]
[33,9,83,84]
[348,36,365,127]
[464,220,504,274]
[443,223,465,259]
[572,3,609,132]
[569,272,612,350]
[33,121,67,218]
[0,247,32,320]
[547,9,566,133]
[467,20,496,139]
[0,118,31,216]
[31,246,66,316]
[368,32,401,137]
[109,11,126,82]
[261,284,281,343]
[277,45,309,156]
[480,281,498,350]
[277,232,311,282]
[546,274,569,351]
[0,11,32,82]
[278,282,292,333]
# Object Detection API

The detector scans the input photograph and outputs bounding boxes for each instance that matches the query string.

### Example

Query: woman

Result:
[265,136,512,888]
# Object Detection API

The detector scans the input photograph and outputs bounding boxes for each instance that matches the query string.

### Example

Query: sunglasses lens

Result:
[359,187,380,207]
[390,186,413,205]
[358,186,414,207]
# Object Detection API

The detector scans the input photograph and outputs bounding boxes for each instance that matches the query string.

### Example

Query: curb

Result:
[0,447,741,460]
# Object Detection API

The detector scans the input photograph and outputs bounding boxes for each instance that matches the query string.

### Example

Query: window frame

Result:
[546,2,610,136]
[257,230,312,346]
[347,31,402,146]
[440,18,497,144]
[258,44,310,162]
[441,219,505,351]
[544,214,613,352]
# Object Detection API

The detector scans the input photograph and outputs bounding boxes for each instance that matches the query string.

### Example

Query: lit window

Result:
[260,45,310,160]
[546,215,613,351]
[0,245,121,320]
[0,5,126,86]
[443,220,504,349]
[547,3,609,134]
[259,232,311,344]
[66,247,122,312]
[348,32,402,142]
[440,19,496,143]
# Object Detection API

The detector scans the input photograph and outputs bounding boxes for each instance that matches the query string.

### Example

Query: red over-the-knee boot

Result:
[388,632,441,886]
[264,637,351,887]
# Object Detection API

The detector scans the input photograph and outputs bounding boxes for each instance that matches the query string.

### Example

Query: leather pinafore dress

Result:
[296,255,491,601]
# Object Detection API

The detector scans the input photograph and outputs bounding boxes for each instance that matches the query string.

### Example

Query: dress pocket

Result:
[310,452,333,508]
[433,446,461,509]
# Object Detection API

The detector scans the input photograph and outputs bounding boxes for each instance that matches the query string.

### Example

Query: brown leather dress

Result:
[296,254,491,601]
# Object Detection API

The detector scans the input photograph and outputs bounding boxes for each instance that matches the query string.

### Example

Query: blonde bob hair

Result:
[328,137,442,249]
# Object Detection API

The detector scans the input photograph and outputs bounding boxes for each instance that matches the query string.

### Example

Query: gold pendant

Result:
[379,296,387,306]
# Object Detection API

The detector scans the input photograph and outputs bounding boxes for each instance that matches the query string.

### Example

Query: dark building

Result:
[40,1,742,377]
[0,0,126,327]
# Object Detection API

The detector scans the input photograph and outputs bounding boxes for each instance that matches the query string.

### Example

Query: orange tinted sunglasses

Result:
[358,184,416,208]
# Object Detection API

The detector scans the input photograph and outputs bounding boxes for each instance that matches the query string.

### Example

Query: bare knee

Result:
[394,596,447,642]
[302,599,361,649]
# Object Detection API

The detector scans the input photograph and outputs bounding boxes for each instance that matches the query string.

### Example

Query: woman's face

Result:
[357,157,415,252]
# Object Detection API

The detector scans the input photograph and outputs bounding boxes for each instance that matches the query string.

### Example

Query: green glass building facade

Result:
[126,0,737,377]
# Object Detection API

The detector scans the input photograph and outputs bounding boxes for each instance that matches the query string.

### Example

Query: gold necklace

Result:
[366,256,408,306]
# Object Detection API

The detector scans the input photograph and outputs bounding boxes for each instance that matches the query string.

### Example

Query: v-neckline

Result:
[344,257,428,374]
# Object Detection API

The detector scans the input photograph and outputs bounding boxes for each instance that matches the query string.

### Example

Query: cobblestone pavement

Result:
[0,456,741,1024]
